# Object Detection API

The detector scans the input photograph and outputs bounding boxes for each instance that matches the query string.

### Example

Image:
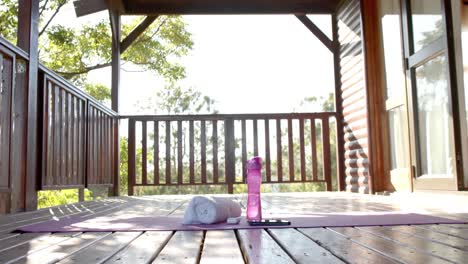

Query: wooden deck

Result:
[0,192,467,264]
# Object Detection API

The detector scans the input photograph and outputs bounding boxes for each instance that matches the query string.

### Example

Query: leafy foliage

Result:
[38,189,92,209]
[0,0,193,89]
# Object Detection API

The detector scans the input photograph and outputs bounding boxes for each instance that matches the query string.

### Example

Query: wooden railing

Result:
[1,36,118,213]
[124,113,338,195]
[40,68,118,190]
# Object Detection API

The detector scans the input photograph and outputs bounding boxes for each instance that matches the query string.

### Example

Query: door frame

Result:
[401,0,464,190]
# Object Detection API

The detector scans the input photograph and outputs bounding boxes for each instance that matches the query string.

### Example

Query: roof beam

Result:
[295,14,333,52]
[73,0,107,17]
[122,0,336,15]
[121,16,158,54]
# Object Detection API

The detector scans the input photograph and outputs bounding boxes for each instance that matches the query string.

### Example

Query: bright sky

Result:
[86,15,334,115]
[53,4,335,115]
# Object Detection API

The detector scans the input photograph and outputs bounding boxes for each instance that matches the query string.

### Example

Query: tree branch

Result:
[39,1,66,37]
[39,0,50,18]
[55,61,112,78]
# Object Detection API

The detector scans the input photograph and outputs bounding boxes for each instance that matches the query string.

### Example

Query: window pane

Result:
[415,54,455,178]
[380,0,405,99]
[410,0,443,52]
[388,106,409,170]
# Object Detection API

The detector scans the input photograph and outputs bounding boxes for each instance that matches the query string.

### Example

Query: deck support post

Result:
[332,13,346,192]
[109,9,121,196]
[17,0,40,211]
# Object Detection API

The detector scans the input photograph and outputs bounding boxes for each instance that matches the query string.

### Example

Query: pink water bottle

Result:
[247,157,262,221]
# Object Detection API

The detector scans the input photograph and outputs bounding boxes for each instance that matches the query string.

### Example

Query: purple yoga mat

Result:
[16,212,466,233]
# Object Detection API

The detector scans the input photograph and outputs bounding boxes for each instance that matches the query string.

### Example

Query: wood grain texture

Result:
[57,232,141,264]
[151,231,203,264]
[268,228,344,264]
[16,232,110,264]
[0,232,79,263]
[298,228,397,264]
[104,231,172,264]
[357,226,468,263]
[200,230,244,264]
[330,227,451,264]
[237,229,295,264]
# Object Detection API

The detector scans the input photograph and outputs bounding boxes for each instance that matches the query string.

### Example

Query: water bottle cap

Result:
[247,156,262,170]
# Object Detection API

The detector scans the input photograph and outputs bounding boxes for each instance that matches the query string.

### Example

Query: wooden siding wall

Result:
[336,0,370,193]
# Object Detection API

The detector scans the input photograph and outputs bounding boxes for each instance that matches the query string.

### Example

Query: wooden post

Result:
[109,10,121,196]
[17,0,39,211]
[332,13,346,191]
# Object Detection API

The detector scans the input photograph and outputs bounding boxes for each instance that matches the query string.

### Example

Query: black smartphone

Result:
[247,219,291,226]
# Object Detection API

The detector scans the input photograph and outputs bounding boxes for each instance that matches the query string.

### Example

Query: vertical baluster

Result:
[224,118,235,193]
[66,93,75,185]
[154,121,159,185]
[299,118,306,182]
[80,101,86,185]
[46,81,54,187]
[53,85,61,187]
[241,119,247,182]
[264,119,271,183]
[70,95,75,185]
[201,120,207,184]
[276,119,283,182]
[128,119,136,196]
[177,120,183,184]
[322,117,332,191]
[253,119,258,156]
[189,120,195,184]
[94,109,99,184]
[61,90,67,186]
[77,100,82,186]
[142,121,147,185]
[165,120,171,184]
[288,119,294,181]
[311,118,318,181]
[212,120,218,184]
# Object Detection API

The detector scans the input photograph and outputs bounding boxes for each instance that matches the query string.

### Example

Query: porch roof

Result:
[74,0,341,17]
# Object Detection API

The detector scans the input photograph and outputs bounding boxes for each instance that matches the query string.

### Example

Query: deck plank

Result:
[12,232,110,264]
[417,225,468,240]
[0,200,130,234]
[330,227,452,264]
[0,233,79,263]
[151,231,203,264]
[268,228,344,264]
[380,225,468,251]
[298,228,397,264]
[237,229,295,264]
[358,226,468,263]
[57,232,141,264]
[200,230,244,264]
[104,231,172,264]
[0,233,48,254]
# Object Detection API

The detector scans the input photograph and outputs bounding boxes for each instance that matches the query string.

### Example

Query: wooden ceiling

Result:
[74,0,340,17]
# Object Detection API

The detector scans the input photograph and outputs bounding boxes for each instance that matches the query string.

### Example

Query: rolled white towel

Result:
[183,196,242,225]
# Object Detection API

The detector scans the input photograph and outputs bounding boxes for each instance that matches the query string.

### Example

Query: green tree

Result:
[0,0,193,90]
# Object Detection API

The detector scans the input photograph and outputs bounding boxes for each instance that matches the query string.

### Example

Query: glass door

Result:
[379,0,412,191]
[402,0,459,190]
